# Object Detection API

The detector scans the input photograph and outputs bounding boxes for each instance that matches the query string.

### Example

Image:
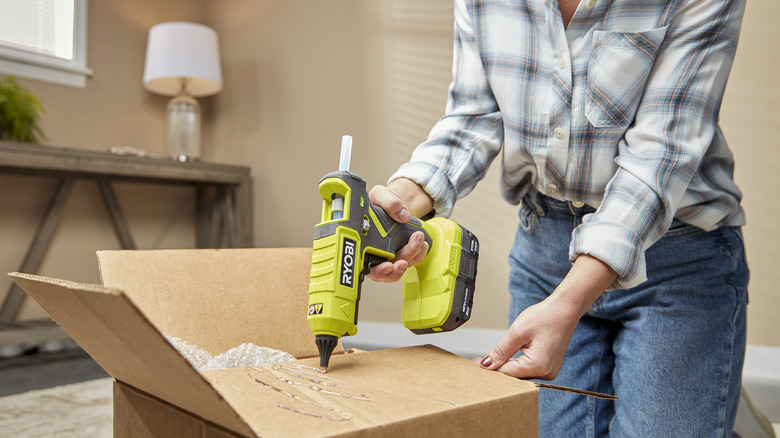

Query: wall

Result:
[206,0,368,248]
[719,0,780,346]
[0,0,207,319]
[1,0,777,346]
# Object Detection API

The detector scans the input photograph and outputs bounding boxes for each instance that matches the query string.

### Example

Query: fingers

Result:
[394,232,427,264]
[369,185,411,223]
[367,232,428,283]
[366,184,432,284]
[367,260,408,283]
[471,355,558,380]
[475,345,559,380]
[497,356,558,380]
[408,241,429,266]
[475,330,526,374]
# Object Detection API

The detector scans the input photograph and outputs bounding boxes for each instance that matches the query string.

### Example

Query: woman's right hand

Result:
[366,181,432,283]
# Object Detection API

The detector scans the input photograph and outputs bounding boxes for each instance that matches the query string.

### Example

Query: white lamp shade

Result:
[143,22,222,97]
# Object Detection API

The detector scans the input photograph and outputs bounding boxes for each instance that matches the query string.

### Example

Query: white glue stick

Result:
[339,135,352,172]
[332,135,352,219]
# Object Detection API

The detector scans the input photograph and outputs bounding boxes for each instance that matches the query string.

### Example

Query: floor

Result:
[0,347,108,397]
[0,377,112,437]
[0,346,113,437]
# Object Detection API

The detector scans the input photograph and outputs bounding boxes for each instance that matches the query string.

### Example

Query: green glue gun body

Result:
[307,138,479,371]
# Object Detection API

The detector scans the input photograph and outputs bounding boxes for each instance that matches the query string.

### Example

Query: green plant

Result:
[0,76,45,143]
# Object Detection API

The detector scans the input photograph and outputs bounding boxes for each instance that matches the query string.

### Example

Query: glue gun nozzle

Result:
[315,334,338,373]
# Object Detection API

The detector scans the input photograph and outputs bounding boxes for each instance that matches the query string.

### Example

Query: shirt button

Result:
[557,58,567,69]
[553,127,565,138]
[572,201,585,208]
[547,183,558,194]
[586,0,596,7]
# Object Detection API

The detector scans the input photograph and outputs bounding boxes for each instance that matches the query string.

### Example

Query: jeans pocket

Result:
[518,198,538,234]
[716,227,750,296]
[585,26,668,128]
[664,220,703,238]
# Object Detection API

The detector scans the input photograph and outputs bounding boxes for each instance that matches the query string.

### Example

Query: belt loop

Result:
[528,187,545,217]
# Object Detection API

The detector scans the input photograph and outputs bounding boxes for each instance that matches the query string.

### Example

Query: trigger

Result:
[363,253,388,271]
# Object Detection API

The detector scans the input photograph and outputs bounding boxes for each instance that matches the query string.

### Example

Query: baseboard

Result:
[342,322,780,383]
[744,344,780,382]
[339,322,504,359]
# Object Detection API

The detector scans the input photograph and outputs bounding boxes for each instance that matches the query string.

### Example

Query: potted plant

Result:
[0,76,45,143]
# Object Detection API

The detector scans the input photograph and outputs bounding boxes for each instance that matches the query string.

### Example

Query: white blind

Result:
[0,0,89,87]
[377,0,455,167]
[0,0,75,60]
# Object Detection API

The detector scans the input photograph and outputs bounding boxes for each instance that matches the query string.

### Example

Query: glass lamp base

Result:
[167,94,201,161]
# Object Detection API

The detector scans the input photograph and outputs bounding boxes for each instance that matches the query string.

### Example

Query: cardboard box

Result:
[9,248,537,437]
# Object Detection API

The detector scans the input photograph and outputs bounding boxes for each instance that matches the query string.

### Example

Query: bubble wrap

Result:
[164,335,296,371]
[200,343,296,371]
[165,335,212,370]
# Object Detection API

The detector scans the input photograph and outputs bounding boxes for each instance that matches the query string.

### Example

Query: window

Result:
[0,0,92,88]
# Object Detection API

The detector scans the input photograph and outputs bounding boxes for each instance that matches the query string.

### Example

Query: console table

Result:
[0,141,253,341]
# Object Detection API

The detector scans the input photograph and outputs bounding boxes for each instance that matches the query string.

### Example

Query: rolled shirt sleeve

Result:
[570,0,746,288]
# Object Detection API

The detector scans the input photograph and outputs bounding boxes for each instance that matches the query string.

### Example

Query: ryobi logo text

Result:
[340,238,356,287]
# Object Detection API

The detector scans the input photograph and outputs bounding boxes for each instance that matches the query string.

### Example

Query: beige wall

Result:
[0,0,207,319]
[1,0,777,346]
[206,0,369,248]
[719,0,780,346]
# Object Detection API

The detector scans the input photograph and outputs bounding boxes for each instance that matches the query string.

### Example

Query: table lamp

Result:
[143,22,222,161]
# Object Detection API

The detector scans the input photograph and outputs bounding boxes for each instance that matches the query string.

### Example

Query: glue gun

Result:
[307,135,479,370]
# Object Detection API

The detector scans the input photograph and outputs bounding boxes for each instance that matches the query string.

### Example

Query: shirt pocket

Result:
[585,26,669,128]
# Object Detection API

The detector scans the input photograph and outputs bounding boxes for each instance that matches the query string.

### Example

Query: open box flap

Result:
[95,248,329,359]
[8,272,254,437]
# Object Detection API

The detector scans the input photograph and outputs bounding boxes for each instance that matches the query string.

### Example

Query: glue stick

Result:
[331,135,352,220]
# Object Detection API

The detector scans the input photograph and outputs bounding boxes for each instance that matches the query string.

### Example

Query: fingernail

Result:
[415,233,423,243]
[480,356,492,368]
[399,208,411,221]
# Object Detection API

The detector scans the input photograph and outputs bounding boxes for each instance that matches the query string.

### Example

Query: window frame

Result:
[0,0,92,88]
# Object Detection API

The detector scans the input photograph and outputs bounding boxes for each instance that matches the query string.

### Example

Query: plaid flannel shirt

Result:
[390,0,746,288]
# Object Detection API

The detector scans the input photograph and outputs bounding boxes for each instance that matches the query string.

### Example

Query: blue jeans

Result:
[508,191,748,437]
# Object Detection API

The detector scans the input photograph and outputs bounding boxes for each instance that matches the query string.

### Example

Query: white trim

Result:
[342,322,780,383]
[340,321,504,359]
[744,345,780,382]
[0,56,90,88]
[0,0,92,88]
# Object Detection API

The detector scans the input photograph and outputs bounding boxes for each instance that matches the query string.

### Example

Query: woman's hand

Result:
[475,254,616,379]
[366,180,433,283]
[474,294,582,379]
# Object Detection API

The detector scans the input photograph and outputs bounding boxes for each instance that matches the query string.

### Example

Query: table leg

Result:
[97,180,137,250]
[0,178,74,322]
